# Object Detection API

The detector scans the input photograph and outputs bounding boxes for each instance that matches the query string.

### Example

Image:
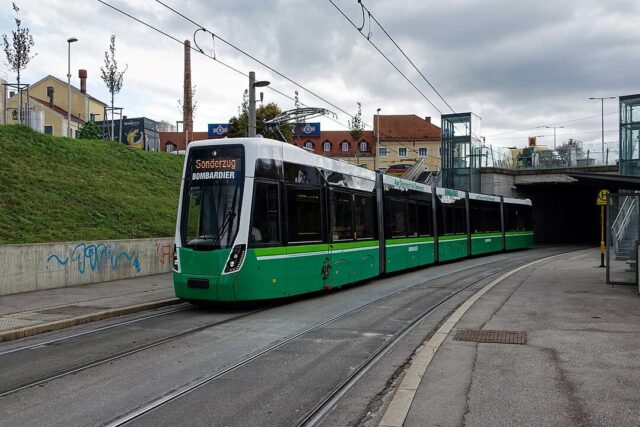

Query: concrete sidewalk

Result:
[0,273,178,342]
[383,248,640,426]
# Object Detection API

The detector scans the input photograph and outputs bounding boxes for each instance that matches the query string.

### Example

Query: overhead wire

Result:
[151,0,442,161]
[96,0,441,163]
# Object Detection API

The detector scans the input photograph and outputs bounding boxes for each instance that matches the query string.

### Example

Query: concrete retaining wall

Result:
[0,238,174,296]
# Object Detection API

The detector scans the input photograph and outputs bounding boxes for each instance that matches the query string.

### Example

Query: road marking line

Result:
[378,252,564,427]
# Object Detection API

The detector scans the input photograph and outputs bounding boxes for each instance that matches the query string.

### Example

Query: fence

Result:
[606,193,640,285]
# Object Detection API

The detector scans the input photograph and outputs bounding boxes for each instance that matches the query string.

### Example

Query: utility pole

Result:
[376,108,381,170]
[248,71,269,137]
[544,126,564,149]
[589,97,616,162]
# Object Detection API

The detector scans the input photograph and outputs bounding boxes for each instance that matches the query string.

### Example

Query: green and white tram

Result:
[172,138,533,302]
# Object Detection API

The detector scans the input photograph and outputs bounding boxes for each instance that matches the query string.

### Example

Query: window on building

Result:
[323,141,331,152]
[341,141,350,152]
[166,143,175,152]
[359,141,368,152]
[44,126,53,135]
[379,147,388,157]
[90,113,97,122]
[398,147,407,157]
[303,141,314,150]
[419,147,428,157]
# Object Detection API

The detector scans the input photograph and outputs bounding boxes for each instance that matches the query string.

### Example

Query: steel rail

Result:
[103,247,565,427]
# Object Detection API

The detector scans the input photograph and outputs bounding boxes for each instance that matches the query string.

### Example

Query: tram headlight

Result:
[225,244,246,273]
[172,246,179,271]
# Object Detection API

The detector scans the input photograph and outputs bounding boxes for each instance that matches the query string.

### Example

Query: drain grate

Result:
[454,329,527,345]
[38,305,105,316]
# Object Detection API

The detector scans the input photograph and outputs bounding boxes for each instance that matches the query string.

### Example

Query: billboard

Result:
[208,123,229,138]
[96,117,159,151]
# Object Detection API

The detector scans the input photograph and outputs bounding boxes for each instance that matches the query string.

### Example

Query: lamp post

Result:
[248,71,270,137]
[544,126,564,150]
[589,96,616,160]
[375,108,381,170]
[66,37,78,138]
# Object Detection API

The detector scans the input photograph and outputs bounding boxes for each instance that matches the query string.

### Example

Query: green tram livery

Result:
[172,138,533,302]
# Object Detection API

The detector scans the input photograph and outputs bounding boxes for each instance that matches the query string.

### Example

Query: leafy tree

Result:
[556,138,583,164]
[348,101,364,146]
[100,35,128,140]
[2,2,36,124]
[228,91,291,141]
[348,102,365,159]
[177,85,198,121]
[78,120,102,140]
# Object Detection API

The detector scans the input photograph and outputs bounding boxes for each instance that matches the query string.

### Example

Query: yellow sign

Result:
[597,189,609,206]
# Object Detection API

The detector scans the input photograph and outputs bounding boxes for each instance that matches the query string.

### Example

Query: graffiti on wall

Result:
[47,243,141,274]
[156,243,172,266]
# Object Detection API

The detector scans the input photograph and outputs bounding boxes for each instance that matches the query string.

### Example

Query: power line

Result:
[96,0,441,163]
[356,0,456,115]
[485,111,618,138]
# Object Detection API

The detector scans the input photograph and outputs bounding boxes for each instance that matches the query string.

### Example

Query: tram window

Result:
[255,158,283,180]
[407,202,418,237]
[332,191,353,241]
[355,194,375,239]
[250,182,280,246]
[505,204,532,231]
[454,206,466,234]
[417,203,432,236]
[287,186,322,243]
[442,205,465,235]
[284,163,321,186]
[385,198,407,238]
[471,201,500,233]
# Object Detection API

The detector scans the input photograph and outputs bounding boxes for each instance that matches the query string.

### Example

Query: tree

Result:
[78,121,102,140]
[177,85,198,121]
[556,138,583,166]
[2,2,36,124]
[228,91,291,141]
[100,35,128,140]
[348,102,365,161]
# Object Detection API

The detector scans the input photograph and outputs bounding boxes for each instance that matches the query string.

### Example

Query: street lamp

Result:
[248,71,270,137]
[375,108,381,170]
[543,126,564,150]
[589,96,616,160]
[67,37,78,138]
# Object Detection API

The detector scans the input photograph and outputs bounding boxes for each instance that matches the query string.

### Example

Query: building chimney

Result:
[425,116,431,124]
[183,40,193,139]
[47,86,55,108]
[78,69,87,94]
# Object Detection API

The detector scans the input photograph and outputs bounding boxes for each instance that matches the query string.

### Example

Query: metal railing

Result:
[612,196,637,256]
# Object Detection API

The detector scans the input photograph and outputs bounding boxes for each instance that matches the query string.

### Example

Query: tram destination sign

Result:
[192,158,239,180]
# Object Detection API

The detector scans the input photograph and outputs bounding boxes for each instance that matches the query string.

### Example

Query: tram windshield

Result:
[180,146,244,250]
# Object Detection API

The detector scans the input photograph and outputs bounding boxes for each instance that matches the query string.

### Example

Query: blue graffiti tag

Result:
[47,243,142,274]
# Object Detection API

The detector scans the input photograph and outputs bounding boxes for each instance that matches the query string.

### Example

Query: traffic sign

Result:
[596,189,609,206]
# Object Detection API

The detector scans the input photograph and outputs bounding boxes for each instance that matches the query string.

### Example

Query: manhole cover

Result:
[454,329,527,345]
[38,305,105,316]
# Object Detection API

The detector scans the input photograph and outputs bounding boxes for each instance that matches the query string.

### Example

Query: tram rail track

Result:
[102,247,569,427]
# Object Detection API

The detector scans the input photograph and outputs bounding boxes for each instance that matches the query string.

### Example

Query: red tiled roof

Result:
[29,96,83,124]
[159,131,209,151]
[376,115,440,141]
[293,130,376,157]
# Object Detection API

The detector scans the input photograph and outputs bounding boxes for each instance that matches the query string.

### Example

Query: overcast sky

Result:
[1,0,638,152]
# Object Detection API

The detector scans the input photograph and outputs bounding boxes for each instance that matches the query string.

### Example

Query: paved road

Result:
[0,247,570,426]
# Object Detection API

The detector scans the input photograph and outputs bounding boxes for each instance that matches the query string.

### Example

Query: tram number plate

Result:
[408,246,418,252]
[484,238,492,243]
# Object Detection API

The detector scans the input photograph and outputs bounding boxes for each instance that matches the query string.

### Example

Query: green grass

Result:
[0,125,184,244]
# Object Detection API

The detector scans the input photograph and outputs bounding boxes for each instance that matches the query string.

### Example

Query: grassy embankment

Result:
[0,125,184,244]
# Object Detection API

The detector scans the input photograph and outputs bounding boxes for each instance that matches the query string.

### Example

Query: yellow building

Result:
[375,115,441,172]
[4,72,107,137]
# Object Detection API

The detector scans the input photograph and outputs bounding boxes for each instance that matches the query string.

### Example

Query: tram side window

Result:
[355,194,376,240]
[250,182,280,245]
[407,202,418,237]
[417,203,433,236]
[332,191,353,241]
[471,202,501,233]
[385,198,407,238]
[287,186,322,243]
[442,204,465,235]
[505,204,533,231]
